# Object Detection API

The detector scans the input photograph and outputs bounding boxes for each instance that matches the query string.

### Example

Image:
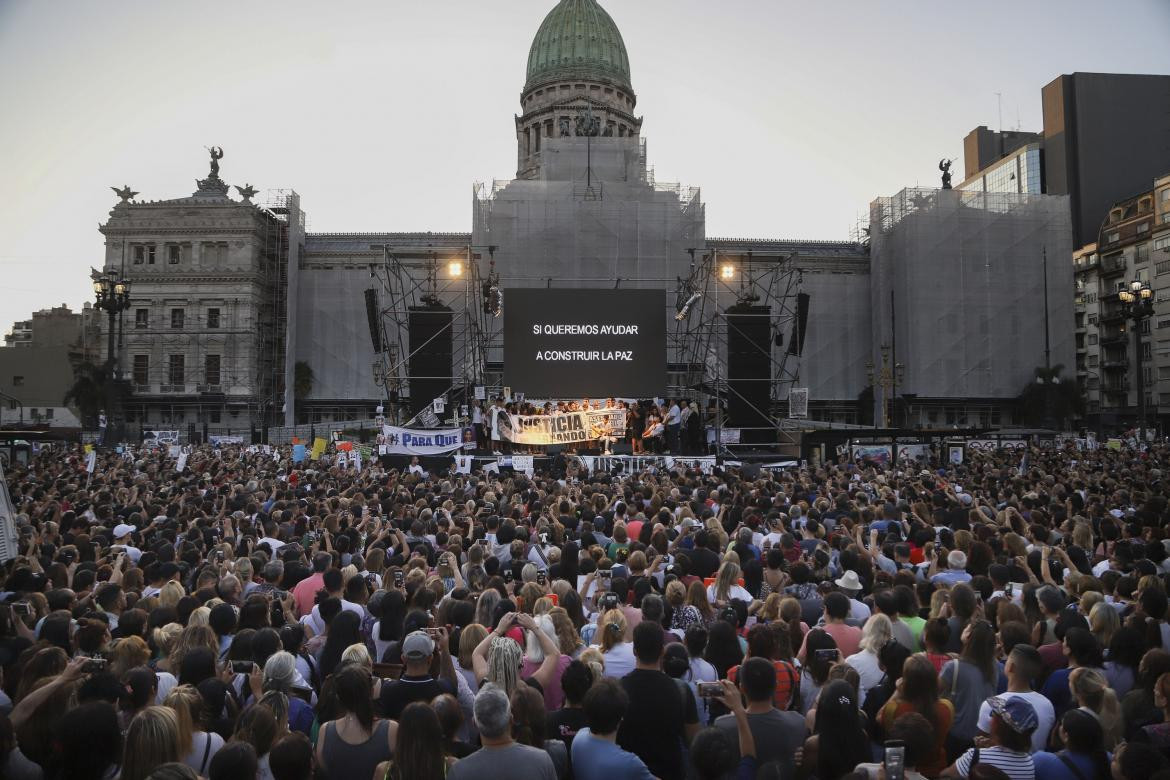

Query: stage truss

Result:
[367,245,495,424]
[670,249,805,451]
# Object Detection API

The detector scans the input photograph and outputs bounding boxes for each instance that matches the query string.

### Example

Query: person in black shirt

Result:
[682,529,721,580]
[378,630,455,719]
[547,660,593,778]
[617,622,698,779]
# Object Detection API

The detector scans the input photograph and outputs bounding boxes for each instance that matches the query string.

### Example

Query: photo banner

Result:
[379,425,464,455]
[492,408,626,446]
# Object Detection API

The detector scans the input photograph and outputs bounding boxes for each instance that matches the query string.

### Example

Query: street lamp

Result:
[92,270,132,441]
[1118,278,1154,445]
[866,344,904,428]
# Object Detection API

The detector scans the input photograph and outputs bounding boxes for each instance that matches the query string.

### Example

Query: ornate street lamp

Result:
[1118,279,1154,445]
[91,270,132,440]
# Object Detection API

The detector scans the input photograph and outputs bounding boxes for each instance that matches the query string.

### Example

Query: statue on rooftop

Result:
[939,158,953,190]
[208,146,224,178]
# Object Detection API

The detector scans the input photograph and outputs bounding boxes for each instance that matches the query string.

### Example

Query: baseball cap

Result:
[113,523,136,539]
[988,696,1039,734]
[402,630,435,661]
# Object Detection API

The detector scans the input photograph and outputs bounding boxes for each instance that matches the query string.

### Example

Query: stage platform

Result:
[379,452,799,475]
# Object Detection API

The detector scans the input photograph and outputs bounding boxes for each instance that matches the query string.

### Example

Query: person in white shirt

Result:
[975,644,1055,753]
[708,562,751,605]
[835,572,872,621]
[845,613,894,704]
[111,523,143,563]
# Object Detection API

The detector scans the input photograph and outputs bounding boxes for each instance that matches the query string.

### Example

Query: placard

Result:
[491,408,626,445]
[379,425,464,455]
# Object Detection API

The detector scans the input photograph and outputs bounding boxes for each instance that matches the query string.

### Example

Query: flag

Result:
[0,461,18,563]
[86,450,97,474]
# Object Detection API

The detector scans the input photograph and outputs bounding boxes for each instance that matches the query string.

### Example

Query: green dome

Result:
[524,0,632,95]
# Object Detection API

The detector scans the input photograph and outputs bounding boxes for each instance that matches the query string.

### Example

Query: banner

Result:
[789,388,809,419]
[176,452,189,474]
[492,407,625,446]
[378,425,464,455]
[311,437,328,460]
[86,450,97,474]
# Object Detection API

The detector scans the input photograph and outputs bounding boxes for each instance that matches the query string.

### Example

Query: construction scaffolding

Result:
[670,248,805,451]
[867,187,1074,422]
[367,246,493,424]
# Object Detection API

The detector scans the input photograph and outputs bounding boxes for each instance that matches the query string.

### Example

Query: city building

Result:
[0,346,82,428]
[90,0,1081,440]
[1075,172,1170,432]
[958,73,1170,247]
[3,303,101,358]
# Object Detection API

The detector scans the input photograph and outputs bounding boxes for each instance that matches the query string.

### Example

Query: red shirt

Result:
[292,572,324,617]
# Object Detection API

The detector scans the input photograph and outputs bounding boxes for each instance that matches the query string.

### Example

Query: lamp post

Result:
[92,270,132,438]
[1118,279,1154,445]
[866,344,904,428]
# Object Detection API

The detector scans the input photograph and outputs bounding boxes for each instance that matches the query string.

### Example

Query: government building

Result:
[94,0,1073,444]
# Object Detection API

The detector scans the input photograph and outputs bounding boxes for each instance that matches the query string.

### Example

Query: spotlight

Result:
[720,264,735,281]
[448,260,463,277]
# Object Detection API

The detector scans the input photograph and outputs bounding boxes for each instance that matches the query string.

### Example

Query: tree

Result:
[62,361,110,428]
[1018,364,1083,430]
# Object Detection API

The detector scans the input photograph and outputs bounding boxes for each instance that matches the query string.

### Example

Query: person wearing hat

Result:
[943,696,1037,779]
[111,523,142,563]
[834,570,871,621]
[377,629,455,720]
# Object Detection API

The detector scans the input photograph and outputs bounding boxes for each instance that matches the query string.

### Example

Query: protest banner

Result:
[491,408,625,446]
[378,425,464,455]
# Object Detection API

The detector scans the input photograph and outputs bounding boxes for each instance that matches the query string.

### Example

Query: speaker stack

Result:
[408,305,453,416]
[726,304,773,444]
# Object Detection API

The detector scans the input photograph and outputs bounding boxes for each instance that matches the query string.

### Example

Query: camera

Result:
[600,593,619,611]
[394,571,405,587]
[814,648,840,663]
[537,571,547,586]
[83,656,107,673]
[12,602,32,616]
[883,741,906,780]
[697,682,723,698]
[599,569,612,581]
[504,570,513,583]
[231,660,256,674]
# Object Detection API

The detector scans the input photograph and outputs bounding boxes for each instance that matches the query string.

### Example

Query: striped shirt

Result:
[955,746,1035,780]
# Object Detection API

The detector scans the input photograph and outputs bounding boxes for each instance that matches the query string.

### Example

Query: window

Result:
[1143,342,1153,360]
[1156,236,1170,251]
[1088,314,1098,325]
[1107,231,1120,244]
[133,246,145,265]
[132,355,149,385]
[1145,367,1155,384]
[12,375,23,387]
[44,407,53,420]
[1137,244,1150,264]
[1161,188,1170,202]
[1157,260,1170,276]
[168,245,181,264]
[148,246,156,265]
[204,355,221,386]
[135,308,148,328]
[209,409,221,423]
[1139,223,1150,234]
[171,308,184,329]
[1141,319,1151,335]
[1088,355,1099,367]
[207,308,220,329]
[1089,334,1098,345]
[168,354,185,385]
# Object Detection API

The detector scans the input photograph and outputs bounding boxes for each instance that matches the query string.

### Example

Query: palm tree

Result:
[1018,364,1083,430]
[62,361,110,428]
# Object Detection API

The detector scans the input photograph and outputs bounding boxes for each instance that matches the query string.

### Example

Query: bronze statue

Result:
[235,183,259,202]
[208,146,224,178]
[939,158,953,190]
[111,185,138,202]
[575,106,600,137]
[559,117,571,137]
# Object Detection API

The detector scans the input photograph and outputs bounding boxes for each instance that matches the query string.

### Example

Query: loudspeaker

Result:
[408,306,453,416]
[788,292,810,356]
[610,442,633,455]
[726,304,772,438]
[364,288,382,353]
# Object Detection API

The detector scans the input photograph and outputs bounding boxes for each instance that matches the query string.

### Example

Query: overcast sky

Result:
[1,0,1168,334]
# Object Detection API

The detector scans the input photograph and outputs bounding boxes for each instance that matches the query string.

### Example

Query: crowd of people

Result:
[2,440,1170,780]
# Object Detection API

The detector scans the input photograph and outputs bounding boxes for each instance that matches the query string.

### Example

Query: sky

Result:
[1,0,1168,335]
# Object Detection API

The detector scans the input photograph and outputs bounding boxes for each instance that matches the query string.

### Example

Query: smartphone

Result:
[394,571,405,587]
[537,571,547,586]
[504,570,513,583]
[1005,582,1014,598]
[814,648,840,663]
[697,682,723,698]
[599,570,612,581]
[12,602,32,616]
[273,590,289,601]
[216,550,225,563]
[231,660,256,674]
[83,656,107,673]
[478,538,490,548]
[883,741,906,780]
[540,533,548,545]
[424,627,444,639]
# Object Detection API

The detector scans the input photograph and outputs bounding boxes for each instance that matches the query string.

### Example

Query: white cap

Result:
[113,523,136,539]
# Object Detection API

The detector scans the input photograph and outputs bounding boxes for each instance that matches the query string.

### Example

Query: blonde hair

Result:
[859,614,894,655]
[487,636,523,697]
[187,606,211,627]
[162,685,200,754]
[122,706,181,780]
[341,643,372,669]
[598,608,628,653]
[549,607,583,656]
[759,593,784,622]
[158,581,186,609]
[714,561,741,604]
[170,624,219,672]
[1070,667,1122,749]
[152,623,183,659]
[109,635,150,679]
[579,646,605,680]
